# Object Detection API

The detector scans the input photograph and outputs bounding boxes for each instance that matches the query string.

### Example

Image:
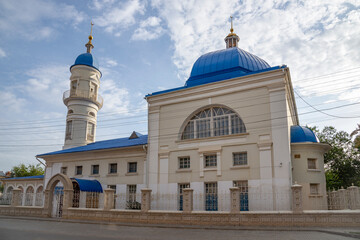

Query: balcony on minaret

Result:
[63,89,103,108]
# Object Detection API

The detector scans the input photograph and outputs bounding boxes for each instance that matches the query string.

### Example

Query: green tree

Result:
[11,164,44,177]
[311,126,360,189]
[350,123,360,150]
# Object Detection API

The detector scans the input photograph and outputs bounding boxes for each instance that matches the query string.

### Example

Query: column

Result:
[62,189,73,209]
[104,188,115,210]
[291,183,303,213]
[141,189,152,212]
[11,188,22,207]
[182,188,193,213]
[230,187,240,213]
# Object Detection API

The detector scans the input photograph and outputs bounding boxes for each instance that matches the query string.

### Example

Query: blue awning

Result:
[74,178,103,193]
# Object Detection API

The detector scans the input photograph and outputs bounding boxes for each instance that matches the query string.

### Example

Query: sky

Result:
[0,0,360,171]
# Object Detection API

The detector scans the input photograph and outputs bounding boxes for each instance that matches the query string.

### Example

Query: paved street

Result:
[0,217,359,240]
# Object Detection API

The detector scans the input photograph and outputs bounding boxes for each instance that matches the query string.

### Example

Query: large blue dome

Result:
[186,47,271,87]
[70,53,100,73]
[291,126,319,143]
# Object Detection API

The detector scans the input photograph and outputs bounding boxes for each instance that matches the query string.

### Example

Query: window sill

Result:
[307,169,321,172]
[125,172,138,176]
[75,174,83,177]
[176,169,192,173]
[90,174,100,177]
[107,173,118,177]
[230,165,250,169]
[203,168,217,172]
[176,132,249,143]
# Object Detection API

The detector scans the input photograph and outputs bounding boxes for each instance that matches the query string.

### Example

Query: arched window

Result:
[181,106,246,140]
[68,109,74,114]
[89,112,95,117]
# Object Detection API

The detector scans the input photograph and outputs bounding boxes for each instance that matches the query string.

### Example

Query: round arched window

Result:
[181,106,246,140]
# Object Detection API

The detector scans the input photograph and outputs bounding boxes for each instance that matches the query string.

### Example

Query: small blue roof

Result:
[70,53,101,74]
[37,134,148,156]
[291,126,319,143]
[186,47,271,87]
[74,178,103,193]
[2,175,44,180]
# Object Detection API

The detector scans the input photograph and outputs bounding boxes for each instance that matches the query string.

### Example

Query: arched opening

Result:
[35,186,44,206]
[180,105,246,140]
[45,173,73,218]
[25,186,34,206]
[6,186,13,194]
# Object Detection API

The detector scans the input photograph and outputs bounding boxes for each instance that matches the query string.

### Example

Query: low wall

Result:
[0,206,47,218]
[1,205,360,227]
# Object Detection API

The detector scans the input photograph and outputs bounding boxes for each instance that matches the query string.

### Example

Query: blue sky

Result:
[1,0,360,171]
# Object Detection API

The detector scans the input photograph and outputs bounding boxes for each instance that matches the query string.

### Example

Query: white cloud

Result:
[89,0,116,10]
[100,79,130,114]
[0,48,6,58]
[150,0,360,103]
[0,0,86,40]
[94,0,145,36]
[24,65,69,106]
[131,16,164,41]
[0,91,26,113]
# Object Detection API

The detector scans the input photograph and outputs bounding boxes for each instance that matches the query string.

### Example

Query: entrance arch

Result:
[44,173,73,217]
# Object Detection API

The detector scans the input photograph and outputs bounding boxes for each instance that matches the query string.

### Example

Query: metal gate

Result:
[52,186,64,218]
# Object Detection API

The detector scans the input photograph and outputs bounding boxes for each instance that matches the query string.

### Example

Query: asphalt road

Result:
[0,217,358,240]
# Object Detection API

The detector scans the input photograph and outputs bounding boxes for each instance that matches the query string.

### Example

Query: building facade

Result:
[35,24,329,213]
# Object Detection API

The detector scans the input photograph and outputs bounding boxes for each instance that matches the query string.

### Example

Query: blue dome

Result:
[291,126,319,143]
[186,47,271,87]
[70,53,100,73]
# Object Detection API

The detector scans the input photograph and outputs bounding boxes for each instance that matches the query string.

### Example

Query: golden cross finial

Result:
[230,16,234,33]
[86,21,94,53]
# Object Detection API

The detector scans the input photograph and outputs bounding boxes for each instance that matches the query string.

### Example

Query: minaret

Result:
[224,16,240,49]
[63,22,103,149]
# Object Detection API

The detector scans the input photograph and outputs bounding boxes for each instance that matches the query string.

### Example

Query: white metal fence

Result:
[0,193,12,205]
[115,193,141,210]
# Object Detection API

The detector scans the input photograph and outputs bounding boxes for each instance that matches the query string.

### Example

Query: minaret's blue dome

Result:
[70,53,100,73]
[186,47,271,87]
[291,126,319,143]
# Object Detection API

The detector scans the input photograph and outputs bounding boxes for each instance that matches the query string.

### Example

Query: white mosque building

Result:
[5,22,330,215]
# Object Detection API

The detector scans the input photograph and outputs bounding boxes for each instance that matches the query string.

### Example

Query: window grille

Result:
[75,166,82,175]
[128,162,137,173]
[205,182,218,211]
[205,154,217,167]
[91,165,99,175]
[109,163,117,174]
[181,106,246,140]
[179,157,190,169]
[233,180,249,211]
[233,152,247,166]
[310,183,319,195]
[307,158,317,169]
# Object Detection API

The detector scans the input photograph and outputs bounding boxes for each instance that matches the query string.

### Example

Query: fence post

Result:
[347,184,360,210]
[104,188,115,210]
[229,187,240,213]
[291,183,303,213]
[62,189,73,210]
[183,188,193,213]
[338,187,347,209]
[11,188,22,206]
[141,189,152,212]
